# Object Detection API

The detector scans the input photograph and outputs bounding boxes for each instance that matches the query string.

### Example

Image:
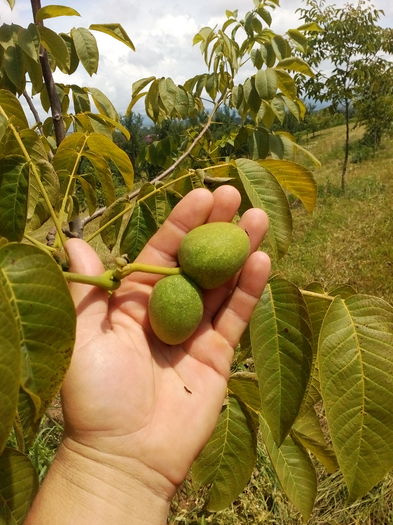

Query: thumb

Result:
[65,238,109,321]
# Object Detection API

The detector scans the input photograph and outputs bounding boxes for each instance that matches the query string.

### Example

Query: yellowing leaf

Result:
[35,5,80,22]
[90,23,135,51]
[259,158,317,213]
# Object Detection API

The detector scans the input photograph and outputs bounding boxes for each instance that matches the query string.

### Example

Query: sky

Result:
[1,0,392,117]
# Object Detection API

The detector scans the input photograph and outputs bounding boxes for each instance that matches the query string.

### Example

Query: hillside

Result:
[275,125,393,304]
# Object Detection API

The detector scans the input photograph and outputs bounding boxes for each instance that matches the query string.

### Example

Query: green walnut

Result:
[148,274,203,345]
[178,222,250,289]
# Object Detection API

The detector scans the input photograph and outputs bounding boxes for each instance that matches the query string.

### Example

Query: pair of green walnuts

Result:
[148,222,250,345]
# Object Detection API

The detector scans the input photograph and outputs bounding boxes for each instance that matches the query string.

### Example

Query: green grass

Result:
[274,125,393,304]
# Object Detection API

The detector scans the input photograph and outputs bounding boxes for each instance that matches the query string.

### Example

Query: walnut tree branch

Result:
[31,0,66,146]
[81,96,225,230]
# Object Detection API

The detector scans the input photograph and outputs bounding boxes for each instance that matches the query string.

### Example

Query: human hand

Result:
[26,185,270,524]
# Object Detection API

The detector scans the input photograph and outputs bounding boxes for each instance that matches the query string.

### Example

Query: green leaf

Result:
[275,69,297,99]
[3,45,25,93]
[35,5,80,22]
[259,159,317,213]
[292,407,338,474]
[71,85,90,113]
[0,90,28,130]
[76,175,96,215]
[228,372,261,413]
[17,24,40,62]
[89,23,135,51]
[260,416,317,521]
[277,132,321,167]
[0,278,20,453]
[131,76,155,98]
[0,156,29,242]
[120,202,157,261]
[99,198,129,251]
[139,183,172,226]
[82,151,116,206]
[250,278,313,445]
[254,68,277,100]
[276,57,314,77]
[59,32,79,74]
[71,27,98,76]
[158,77,178,116]
[86,133,134,189]
[235,158,292,259]
[0,244,76,423]
[271,35,290,60]
[0,448,38,524]
[38,26,69,71]
[318,295,393,499]
[86,113,130,140]
[192,396,257,511]
[87,87,118,121]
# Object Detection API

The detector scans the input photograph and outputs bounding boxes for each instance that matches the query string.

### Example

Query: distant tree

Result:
[353,59,393,150]
[297,0,387,190]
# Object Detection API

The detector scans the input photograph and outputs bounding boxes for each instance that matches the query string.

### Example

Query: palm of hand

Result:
[62,187,270,488]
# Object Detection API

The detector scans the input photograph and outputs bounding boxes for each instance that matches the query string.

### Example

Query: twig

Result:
[23,90,43,134]
[31,0,66,146]
[81,97,225,229]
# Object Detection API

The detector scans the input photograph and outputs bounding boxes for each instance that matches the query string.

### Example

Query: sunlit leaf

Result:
[254,68,277,100]
[250,278,313,445]
[0,244,76,423]
[35,5,80,22]
[235,158,292,259]
[0,89,28,130]
[38,26,69,71]
[259,159,317,213]
[318,295,393,499]
[87,132,134,189]
[277,57,314,76]
[89,23,135,50]
[87,87,118,121]
[192,396,257,511]
[71,27,98,76]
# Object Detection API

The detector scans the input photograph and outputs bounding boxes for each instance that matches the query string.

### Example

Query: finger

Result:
[123,188,214,288]
[203,207,269,319]
[65,239,109,321]
[207,185,241,223]
[213,250,271,348]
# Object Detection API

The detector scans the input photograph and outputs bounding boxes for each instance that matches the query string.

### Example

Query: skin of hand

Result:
[26,185,270,524]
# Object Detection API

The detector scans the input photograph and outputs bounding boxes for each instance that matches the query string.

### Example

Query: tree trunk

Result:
[341,98,350,192]
[30,0,66,146]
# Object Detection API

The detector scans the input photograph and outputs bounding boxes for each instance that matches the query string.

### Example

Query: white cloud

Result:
[1,0,392,117]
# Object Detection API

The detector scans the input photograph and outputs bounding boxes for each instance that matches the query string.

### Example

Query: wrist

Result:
[26,437,174,524]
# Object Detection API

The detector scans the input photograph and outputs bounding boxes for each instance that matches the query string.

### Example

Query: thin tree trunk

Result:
[341,98,350,192]
[30,0,66,146]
